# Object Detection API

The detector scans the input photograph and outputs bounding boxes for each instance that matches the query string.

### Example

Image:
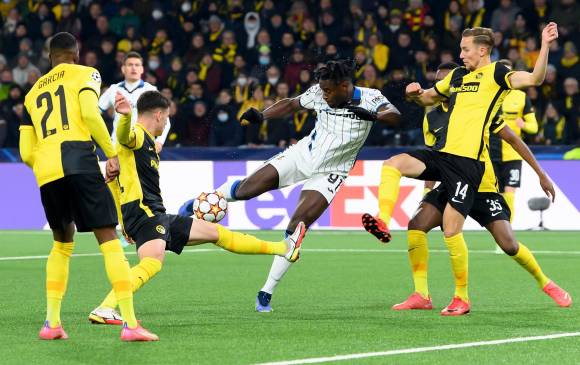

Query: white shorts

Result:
[267,140,347,203]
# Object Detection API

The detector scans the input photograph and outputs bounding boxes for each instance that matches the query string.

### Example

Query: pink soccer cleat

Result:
[39,320,69,340]
[120,323,159,342]
[441,296,471,316]
[543,281,572,307]
[392,293,433,310]
[361,214,392,243]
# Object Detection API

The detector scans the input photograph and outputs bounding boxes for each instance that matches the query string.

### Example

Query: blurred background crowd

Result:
[0,0,578,149]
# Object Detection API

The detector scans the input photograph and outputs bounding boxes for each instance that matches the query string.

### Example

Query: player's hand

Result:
[240,107,264,126]
[155,141,163,153]
[346,106,377,121]
[541,22,558,46]
[114,91,131,115]
[105,156,120,183]
[539,173,556,202]
[515,117,525,129]
[405,82,423,99]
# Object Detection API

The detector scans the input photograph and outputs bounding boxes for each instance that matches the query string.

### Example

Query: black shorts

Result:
[493,160,522,192]
[128,214,193,255]
[406,149,485,217]
[423,187,511,226]
[40,174,117,232]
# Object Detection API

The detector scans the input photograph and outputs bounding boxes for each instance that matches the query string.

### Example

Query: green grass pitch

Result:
[0,230,579,364]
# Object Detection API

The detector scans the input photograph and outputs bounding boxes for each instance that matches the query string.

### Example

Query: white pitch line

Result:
[255,332,580,365]
[1,248,579,262]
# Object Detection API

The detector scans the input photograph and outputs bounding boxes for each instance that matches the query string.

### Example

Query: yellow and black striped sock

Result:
[444,233,469,301]
[407,230,429,299]
[46,241,74,328]
[99,239,138,328]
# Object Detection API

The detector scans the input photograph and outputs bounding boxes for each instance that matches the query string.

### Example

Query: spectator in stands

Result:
[491,0,521,32]
[12,54,39,88]
[540,64,560,101]
[560,77,580,144]
[522,36,541,69]
[147,54,167,86]
[261,65,281,98]
[209,89,243,147]
[540,102,565,145]
[166,57,187,99]
[284,48,309,92]
[465,0,489,28]
[294,68,313,95]
[558,42,580,80]
[367,34,389,74]
[0,84,23,147]
[390,31,415,71]
[357,63,384,89]
[444,1,463,32]
[56,1,81,37]
[198,53,222,96]
[184,33,207,66]
[550,0,580,39]
[0,68,14,102]
[182,81,211,111]
[381,9,405,47]
[187,101,212,146]
[98,38,117,85]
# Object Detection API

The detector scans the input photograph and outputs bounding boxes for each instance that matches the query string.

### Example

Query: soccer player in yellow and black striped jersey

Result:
[362,23,559,315]
[390,63,570,312]
[88,91,305,324]
[18,32,157,341]
[490,59,539,222]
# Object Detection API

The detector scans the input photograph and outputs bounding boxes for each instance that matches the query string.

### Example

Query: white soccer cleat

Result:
[88,307,124,325]
[284,222,306,262]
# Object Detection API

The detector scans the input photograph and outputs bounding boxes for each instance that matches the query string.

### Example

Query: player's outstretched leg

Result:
[487,220,572,307]
[256,190,328,312]
[363,154,427,243]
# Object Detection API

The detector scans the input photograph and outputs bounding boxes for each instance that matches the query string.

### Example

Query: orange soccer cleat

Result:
[543,281,573,307]
[392,293,433,311]
[441,296,471,316]
[361,213,392,243]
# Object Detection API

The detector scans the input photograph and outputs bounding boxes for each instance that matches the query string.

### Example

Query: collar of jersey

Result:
[135,122,155,141]
[350,87,362,105]
[120,80,145,93]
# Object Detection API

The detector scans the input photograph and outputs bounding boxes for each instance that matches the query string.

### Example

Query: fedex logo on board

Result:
[213,161,416,229]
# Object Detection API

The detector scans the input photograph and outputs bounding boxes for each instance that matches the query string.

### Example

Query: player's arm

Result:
[115,92,144,150]
[98,86,114,113]
[240,97,302,126]
[154,118,171,152]
[80,90,116,159]
[405,84,445,106]
[496,125,555,201]
[18,107,36,168]
[507,22,558,89]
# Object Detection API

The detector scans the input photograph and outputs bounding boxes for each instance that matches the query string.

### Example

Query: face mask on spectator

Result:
[238,77,248,86]
[259,56,270,65]
[268,77,279,85]
[149,60,160,70]
[152,9,163,20]
[217,111,229,122]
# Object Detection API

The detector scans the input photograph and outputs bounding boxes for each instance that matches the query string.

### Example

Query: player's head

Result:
[316,59,354,108]
[435,62,459,82]
[136,91,170,136]
[460,27,494,71]
[498,58,513,71]
[122,51,144,82]
[49,32,79,66]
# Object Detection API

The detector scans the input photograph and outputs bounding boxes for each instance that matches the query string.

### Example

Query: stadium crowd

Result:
[0,0,578,148]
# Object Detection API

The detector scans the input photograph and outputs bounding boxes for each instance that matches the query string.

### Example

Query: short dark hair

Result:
[437,62,459,71]
[316,59,353,84]
[137,91,170,114]
[49,32,77,53]
[124,51,143,64]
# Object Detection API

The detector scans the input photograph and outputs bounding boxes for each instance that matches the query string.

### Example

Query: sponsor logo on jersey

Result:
[150,159,159,169]
[451,82,480,93]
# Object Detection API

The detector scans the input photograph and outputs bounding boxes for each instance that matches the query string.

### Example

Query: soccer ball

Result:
[192,191,228,223]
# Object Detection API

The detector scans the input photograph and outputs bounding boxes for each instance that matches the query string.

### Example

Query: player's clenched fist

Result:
[541,22,558,45]
[240,107,264,126]
[405,82,423,99]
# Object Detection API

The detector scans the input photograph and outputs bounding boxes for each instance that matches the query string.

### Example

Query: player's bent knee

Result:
[138,239,166,262]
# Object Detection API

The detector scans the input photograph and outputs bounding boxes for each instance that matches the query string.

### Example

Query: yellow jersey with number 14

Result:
[21,63,103,187]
